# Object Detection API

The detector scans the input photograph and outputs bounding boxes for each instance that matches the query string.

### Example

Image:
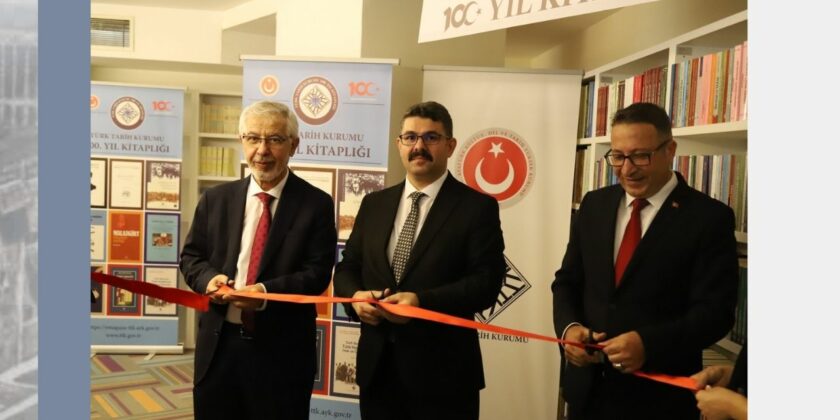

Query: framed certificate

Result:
[109,159,144,209]
[90,158,107,208]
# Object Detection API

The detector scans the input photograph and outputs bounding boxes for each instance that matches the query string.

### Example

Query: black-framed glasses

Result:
[241,134,290,147]
[604,140,671,167]
[397,132,448,146]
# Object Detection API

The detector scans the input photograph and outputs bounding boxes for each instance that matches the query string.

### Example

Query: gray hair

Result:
[238,100,299,138]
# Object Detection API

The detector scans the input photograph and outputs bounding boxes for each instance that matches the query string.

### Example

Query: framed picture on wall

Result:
[290,166,336,200]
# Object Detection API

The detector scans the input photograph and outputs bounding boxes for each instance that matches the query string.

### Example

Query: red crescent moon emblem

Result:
[462,136,529,202]
[260,76,278,96]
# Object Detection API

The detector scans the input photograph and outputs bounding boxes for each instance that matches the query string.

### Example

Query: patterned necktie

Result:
[392,191,425,284]
[615,198,649,286]
[242,192,273,333]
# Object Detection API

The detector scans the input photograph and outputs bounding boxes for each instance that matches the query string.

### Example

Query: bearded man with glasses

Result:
[181,100,337,419]
[552,102,739,419]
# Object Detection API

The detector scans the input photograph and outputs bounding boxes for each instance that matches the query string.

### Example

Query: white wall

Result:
[275,0,363,58]
[91,4,223,64]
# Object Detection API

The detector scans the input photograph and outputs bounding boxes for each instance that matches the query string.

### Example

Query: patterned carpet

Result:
[90,352,195,419]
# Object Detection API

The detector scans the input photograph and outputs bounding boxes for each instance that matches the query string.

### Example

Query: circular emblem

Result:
[259,75,279,97]
[110,96,145,130]
[292,76,338,125]
[90,95,100,109]
[457,127,535,206]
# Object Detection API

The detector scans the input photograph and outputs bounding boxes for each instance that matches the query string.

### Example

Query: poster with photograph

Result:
[90,210,107,263]
[330,322,361,398]
[109,159,144,209]
[291,166,336,200]
[90,158,107,208]
[143,266,178,316]
[313,320,331,395]
[107,265,142,316]
[337,169,385,240]
[144,213,180,264]
[91,265,105,314]
[145,161,181,210]
[108,211,143,263]
[333,243,352,322]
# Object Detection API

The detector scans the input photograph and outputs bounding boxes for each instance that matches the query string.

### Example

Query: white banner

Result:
[424,66,581,420]
[419,0,659,43]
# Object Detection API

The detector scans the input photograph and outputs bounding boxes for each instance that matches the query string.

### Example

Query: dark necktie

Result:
[242,192,273,333]
[615,198,648,286]
[391,191,425,284]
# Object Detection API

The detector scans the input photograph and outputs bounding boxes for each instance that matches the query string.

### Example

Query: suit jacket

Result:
[552,172,738,419]
[180,172,337,385]
[333,173,505,397]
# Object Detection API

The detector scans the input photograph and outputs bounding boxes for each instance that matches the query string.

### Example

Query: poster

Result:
[90,210,107,263]
[107,265,142,316]
[143,266,178,316]
[313,320,331,395]
[108,210,143,263]
[109,159,144,209]
[91,265,105,314]
[145,160,181,210]
[330,322,361,398]
[291,166,336,199]
[144,212,179,264]
[336,169,385,240]
[90,157,107,208]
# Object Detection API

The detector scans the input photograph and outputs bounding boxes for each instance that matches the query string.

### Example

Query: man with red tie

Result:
[552,102,738,419]
[181,100,336,419]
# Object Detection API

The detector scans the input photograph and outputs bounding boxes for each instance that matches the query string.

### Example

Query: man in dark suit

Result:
[552,102,738,419]
[333,101,505,420]
[180,100,336,419]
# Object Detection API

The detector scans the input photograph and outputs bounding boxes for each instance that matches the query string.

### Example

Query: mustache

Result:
[409,149,433,162]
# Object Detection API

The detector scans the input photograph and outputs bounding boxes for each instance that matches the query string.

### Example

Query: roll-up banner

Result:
[424,65,582,420]
[90,83,185,353]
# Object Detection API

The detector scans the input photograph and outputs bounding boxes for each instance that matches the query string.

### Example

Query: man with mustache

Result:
[552,102,738,419]
[181,100,337,419]
[334,101,506,420]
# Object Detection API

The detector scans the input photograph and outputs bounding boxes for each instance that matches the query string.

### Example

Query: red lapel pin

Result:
[671,201,680,208]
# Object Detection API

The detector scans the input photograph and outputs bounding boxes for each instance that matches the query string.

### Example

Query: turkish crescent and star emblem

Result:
[458,128,534,204]
[259,75,279,97]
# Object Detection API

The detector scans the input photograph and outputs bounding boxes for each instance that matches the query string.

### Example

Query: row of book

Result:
[670,41,748,128]
[578,64,669,139]
[672,154,747,232]
[200,103,242,134]
[581,152,747,233]
[199,146,240,177]
[730,261,747,346]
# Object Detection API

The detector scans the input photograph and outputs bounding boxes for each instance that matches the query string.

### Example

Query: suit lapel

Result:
[223,178,249,277]
[256,172,302,278]
[602,187,623,286]
[400,174,462,285]
[619,175,690,287]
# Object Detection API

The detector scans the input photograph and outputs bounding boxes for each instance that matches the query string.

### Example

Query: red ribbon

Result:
[91,272,699,391]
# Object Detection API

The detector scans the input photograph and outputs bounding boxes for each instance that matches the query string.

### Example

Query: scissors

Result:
[584,328,606,363]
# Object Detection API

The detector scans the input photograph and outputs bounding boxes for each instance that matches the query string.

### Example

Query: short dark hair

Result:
[611,102,672,140]
[402,101,453,137]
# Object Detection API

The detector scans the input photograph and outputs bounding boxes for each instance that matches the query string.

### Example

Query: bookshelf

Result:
[196,92,243,186]
[572,10,748,356]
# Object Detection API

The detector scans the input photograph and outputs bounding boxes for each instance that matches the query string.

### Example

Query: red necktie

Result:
[615,198,648,286]
[242,192,273,333]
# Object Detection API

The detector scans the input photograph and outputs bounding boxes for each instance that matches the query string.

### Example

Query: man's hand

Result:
[379,292,419,324]
[351,290,386,326]
[601,330,646,373]
[695,386,747,420]
[691,365,734,389]
[222,283,266,310]
[205,274,232,304]
[563,325,606,367]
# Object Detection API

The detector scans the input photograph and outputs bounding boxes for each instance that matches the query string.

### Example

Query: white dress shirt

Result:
[225,171,289,323]
[386,173,448,266]
[612,172,677,262]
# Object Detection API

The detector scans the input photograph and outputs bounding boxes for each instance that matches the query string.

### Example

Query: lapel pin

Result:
[671,201,680,209]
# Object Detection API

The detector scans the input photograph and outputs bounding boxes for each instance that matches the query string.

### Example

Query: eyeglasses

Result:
[604,140,671,167]
[241,134,290,147]
[397,132,448,146]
